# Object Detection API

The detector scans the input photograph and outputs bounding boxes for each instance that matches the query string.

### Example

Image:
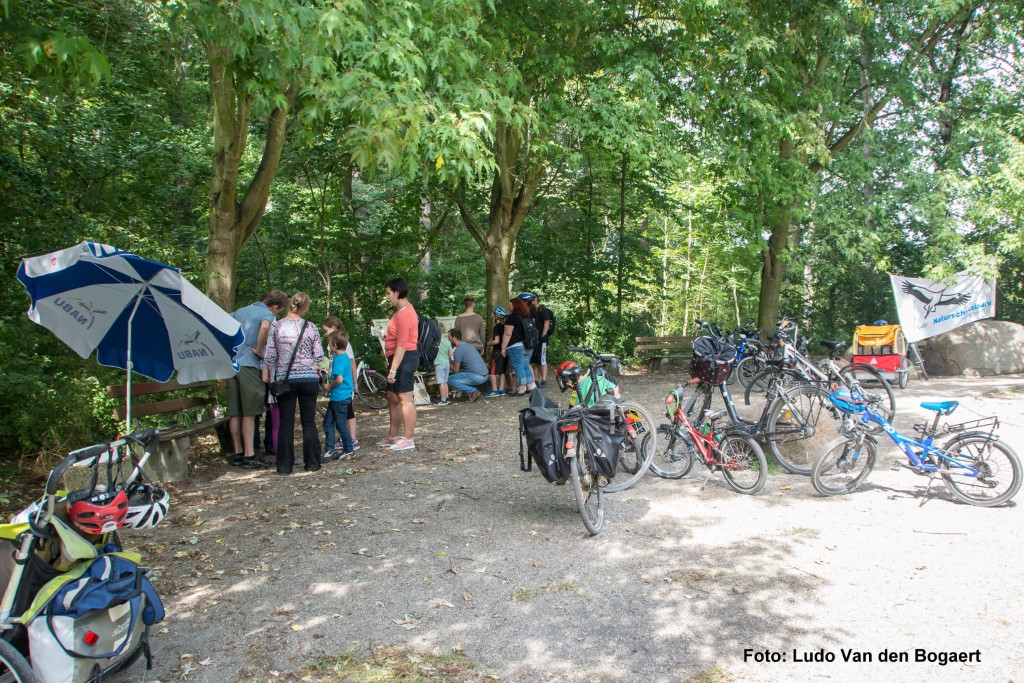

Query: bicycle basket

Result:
[689,336,736,386]
[829,389,867,414]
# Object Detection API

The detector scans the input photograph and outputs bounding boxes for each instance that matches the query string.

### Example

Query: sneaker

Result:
[323,449,340,462]
[437,398,452,406]
[469,390,482,402]
[497,390,506,397]
[483,390,501,398]
[240,457,263,470]
[339,450,356,460]
[378,435,400,447]
[352,440,360,451]
[230,453,245,467]
[538,380,547,388]
[389,437,415,451]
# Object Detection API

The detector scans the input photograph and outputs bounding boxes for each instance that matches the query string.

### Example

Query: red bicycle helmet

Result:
[67,488,129,535]
[557,361,582,392]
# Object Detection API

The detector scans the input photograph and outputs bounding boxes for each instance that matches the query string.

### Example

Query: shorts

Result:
[226,366,266,417]
[490,352,508,375]
[386,351,420,394]
[530,341,547,366]
[434,364,450,384]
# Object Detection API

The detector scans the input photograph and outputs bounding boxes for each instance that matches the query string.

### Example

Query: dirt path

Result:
[123,371,1024,683]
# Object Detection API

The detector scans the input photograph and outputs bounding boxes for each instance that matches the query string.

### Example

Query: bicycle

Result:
[654,392,768,494]
[811,391,1022,506]
[744,331,896,429]
[561,346,657,493]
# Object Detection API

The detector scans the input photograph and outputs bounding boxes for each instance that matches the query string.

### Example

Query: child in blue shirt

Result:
[324,331,355,459]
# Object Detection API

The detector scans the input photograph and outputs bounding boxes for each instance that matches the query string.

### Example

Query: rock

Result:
[920,320,1024,376]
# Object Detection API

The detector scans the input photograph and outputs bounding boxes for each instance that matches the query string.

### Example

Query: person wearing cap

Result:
[520,292,554,387]
[484,306,509,397]
[453,295,485,355]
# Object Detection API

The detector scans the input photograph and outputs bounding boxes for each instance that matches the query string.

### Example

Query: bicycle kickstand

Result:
[699,468,715,491]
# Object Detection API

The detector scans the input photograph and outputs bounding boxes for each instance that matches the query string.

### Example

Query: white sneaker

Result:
[389,438,415,451]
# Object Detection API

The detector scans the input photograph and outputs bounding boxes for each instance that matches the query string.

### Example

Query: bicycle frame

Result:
[667,401,728,468]
[853,406,994,479]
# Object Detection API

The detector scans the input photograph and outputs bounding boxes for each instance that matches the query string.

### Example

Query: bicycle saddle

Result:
[820,340,847,355]
[707,409,727,422]
[920,401,958,415]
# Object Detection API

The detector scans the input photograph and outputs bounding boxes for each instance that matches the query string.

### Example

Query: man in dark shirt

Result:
[522,292,554,388]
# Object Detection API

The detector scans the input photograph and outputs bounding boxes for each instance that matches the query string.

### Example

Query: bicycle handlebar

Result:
[45,428,160,496]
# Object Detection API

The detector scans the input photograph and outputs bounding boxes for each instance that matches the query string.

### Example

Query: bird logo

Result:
[177,330,215,360]
[899,280,972,323]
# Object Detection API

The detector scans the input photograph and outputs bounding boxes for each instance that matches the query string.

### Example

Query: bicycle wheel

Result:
[811,435,876,496]
[765,384,838,475]
[357,370,389,410]
[743,366,806,405]
[936,434,1022,507]
[896,357,910,390]
[717,432,767,494]
[0,638,33,683]
[602,400,656,493]
[649,426,695,479]
[736,356,763,389]
[569,452,604,535]
[839,364,895,425]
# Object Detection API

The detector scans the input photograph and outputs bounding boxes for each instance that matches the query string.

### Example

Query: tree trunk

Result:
[457,120,544,338]
[204,42,292,311]
[758,198,794,334]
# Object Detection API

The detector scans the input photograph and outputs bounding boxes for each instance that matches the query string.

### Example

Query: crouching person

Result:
[448,328,489,402]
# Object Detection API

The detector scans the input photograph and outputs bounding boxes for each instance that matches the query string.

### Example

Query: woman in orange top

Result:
[380,277,419,451]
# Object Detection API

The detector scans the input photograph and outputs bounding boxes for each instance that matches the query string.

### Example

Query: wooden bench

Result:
[105,380,228,482]
[635,335,697,373]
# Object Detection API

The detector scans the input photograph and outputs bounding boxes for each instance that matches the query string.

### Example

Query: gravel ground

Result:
[119,370,1024,683]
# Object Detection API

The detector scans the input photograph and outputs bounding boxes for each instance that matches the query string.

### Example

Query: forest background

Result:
[1,0,1022,462]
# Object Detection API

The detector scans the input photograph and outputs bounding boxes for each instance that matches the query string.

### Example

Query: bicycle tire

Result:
[743,366,807,406]
[937,434,1022,507]
[736,356,763,389]
[649,427,695,479]
[602,400,656,493]
[896,357,909,390]
[357,370,389,410]
[811,435,876,496]
[839,364,896,425]
[765,384,837,475]
[0,638,34,683]
[569,452,604,535]
[717,432,767,494]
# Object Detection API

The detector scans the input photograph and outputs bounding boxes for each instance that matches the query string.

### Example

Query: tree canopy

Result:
[1,0,1022,458]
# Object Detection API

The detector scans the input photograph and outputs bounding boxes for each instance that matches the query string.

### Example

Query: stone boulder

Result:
[920,320,1024,377]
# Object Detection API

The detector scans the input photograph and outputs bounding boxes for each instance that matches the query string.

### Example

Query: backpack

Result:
[521,314,539,350]
[416,313,442,371]
[26,553,164,683]
[543,306,555,337]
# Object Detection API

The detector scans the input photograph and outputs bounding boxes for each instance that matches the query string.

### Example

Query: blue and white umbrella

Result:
[18,241,244,429]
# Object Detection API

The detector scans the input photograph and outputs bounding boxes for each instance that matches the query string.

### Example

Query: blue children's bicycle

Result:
[810,390,1021,506]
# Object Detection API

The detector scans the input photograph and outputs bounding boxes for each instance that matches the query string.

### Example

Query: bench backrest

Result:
[634,335,696,352]
[106,381,221,421]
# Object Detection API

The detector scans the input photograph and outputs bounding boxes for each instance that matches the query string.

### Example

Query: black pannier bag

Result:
[580,399,625,481]
[690,335,738,386]
[518,390,569,483]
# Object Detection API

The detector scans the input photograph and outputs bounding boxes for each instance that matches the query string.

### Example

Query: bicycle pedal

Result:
[597,475,609,488]
[890,460,903,471]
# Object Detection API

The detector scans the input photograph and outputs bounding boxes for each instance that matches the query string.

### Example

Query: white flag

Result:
[890,273,996,342]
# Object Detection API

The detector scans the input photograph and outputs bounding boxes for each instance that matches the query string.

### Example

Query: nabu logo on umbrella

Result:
[54,297,106,330]
[177,331,215,360]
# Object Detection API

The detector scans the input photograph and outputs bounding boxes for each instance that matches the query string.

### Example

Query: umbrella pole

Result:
[125,290,148,437]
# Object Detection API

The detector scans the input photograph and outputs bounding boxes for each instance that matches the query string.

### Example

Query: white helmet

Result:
[123,483,170,530]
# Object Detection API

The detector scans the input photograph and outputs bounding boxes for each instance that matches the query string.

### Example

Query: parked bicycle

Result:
[655,389,768,494]
[560,346,656,493]
[811,390,1022,506]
